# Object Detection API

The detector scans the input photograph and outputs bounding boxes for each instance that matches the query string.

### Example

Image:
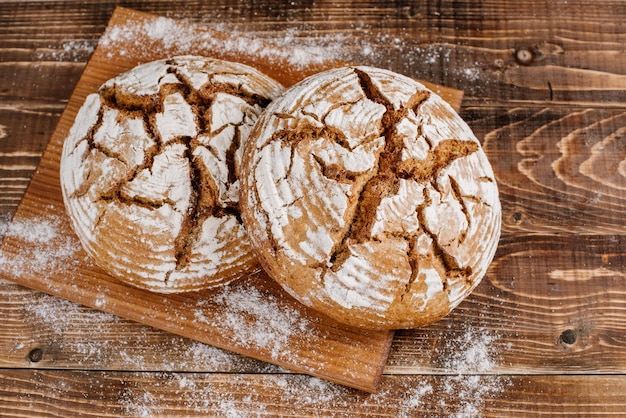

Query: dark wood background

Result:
[1,1,625,416]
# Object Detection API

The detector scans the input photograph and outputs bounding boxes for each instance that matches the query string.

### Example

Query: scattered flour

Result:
[194,283,311,360]
[462,67,481,81]
[0,212,82,278]
[36,40,96,62]
[0,212,11,236]
[436,327,511,417]
[32,13,482,99]
[100,16,340,68]
[119,388,164,417]
[7,14,493,416]
[113,328,509,417]
[0,216,506,416]
[0,212,253,371]
[23,292,120,362]
[94,14,479,84]
[18,289,261,372]
[416,43,453,65]
[25,293,118,335]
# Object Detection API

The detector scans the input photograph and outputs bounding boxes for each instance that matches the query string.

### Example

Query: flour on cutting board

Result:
[100,15,345,68]
[194,283,312,361]
[14,289,261,372]
[0,212,83,278]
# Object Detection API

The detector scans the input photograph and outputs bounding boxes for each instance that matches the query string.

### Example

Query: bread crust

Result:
[60,56,284,293]
[240,66,501,329]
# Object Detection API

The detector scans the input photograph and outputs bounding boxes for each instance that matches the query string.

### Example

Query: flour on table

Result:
[35,39,95,62]
[25,293,118,334]
[16,289,253,372]
[35,8,480,90]
[100,16,339,68]
[436,327,511,417]
[112,327,509,417]
[119,388,164,417]
[23,292,120,362]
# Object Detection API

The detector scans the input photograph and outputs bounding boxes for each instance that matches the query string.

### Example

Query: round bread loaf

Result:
[240,66,501,329]
[60,56,284,293]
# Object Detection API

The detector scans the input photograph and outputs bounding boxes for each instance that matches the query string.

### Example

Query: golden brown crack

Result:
[261,120,349,151]
[400,234,421,301]
[226,125,242,186]
[398,140,479,181]
[171,139,215,273]
[327,69,420,269]
[325,69,477,291]
[415,187,473,291]
[312,155,361,184]
[166,58,273,109]
[99,84,162,114]
[448,175,471,244]
[98,188,178,210]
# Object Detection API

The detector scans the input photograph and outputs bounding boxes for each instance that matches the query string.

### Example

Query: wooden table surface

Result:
[1,1,625,416]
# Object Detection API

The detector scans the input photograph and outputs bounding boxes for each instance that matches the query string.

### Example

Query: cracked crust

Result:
[240,66,501,330]
[60,56,284,293]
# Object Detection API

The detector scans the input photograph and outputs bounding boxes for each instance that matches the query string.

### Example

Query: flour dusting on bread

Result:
[60,56,284,293]
[241,66,501,329]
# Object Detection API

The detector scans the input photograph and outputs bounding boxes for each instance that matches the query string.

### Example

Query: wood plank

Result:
[1,370,625,417]
[2,234,625,375]
[2,1,626,107]
[463,106,626,234]
[0,62,86,104]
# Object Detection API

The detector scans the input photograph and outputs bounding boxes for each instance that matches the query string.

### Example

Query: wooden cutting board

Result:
[0,7,463,392]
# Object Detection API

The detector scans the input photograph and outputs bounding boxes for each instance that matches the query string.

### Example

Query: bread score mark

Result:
[324,69,479,296]
[73,62,273,284]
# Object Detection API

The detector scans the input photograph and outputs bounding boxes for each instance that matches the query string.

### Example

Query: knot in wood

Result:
[515,47,534,65]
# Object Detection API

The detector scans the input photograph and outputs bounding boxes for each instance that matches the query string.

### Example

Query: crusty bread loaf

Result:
[240,66,501,329]
[60,56,284,293]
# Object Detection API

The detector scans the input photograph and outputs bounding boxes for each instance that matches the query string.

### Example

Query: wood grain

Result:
[463,106,626,234]
[0,280,281,373]
[1,370,625,417]
[0,0,626,107]
[2,1,626,109]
